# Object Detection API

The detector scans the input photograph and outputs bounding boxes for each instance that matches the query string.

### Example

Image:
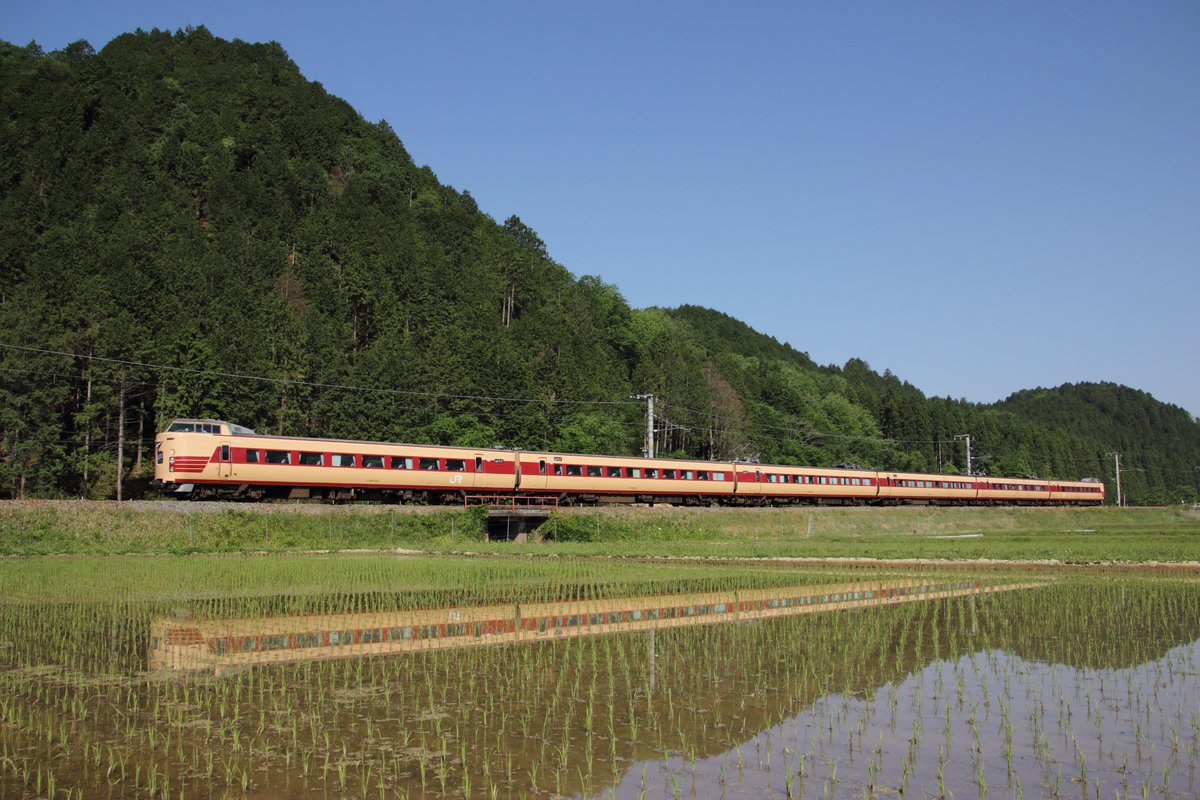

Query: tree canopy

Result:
[1,30,1196,504]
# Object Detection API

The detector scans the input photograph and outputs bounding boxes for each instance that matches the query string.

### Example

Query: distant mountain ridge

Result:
[1,29,1196,504]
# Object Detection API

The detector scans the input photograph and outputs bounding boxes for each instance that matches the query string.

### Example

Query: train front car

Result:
[153,418,251,498]
[154,420,520,502]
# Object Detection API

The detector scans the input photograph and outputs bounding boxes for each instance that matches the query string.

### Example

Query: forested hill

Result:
[997,384,1200,503]
[1,29,1196,504]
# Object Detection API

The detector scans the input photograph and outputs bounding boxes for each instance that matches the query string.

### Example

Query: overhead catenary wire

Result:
[0,342,642,408]
[0,341,1138,478]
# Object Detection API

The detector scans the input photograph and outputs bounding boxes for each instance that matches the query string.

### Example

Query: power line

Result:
[0,342,642,409]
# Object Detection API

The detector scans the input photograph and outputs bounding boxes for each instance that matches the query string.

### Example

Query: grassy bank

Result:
[0,500,1197,562]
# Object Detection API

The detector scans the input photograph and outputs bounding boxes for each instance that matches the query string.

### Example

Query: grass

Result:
[1,500,1197,562]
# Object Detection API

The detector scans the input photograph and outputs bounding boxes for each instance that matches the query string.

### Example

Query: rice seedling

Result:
[0,554,1196,798]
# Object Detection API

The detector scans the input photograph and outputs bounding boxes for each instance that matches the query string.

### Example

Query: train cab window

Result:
[243,449,260,464]
[712,472,726,481]
[445,459,466,472]
[627,468,641,478]
[419,458,439,471]
[363,455,384,468]
[566,465,582,477]
[607,467,622,478]
[587,466,603,477]
[645,468,658,479]
[266,450,290,465]
[662,469,676,480]
[391,456,413,469]
[331,454,355,467]
[167,422,195,432]
[299,452,324,466]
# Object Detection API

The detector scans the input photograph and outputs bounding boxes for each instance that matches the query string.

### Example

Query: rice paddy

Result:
[0,552,1197,799]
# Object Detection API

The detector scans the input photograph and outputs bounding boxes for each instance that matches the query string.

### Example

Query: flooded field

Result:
[0,555,1197,799]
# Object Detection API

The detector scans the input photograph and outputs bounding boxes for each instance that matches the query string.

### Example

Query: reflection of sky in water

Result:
[617,639,1200,799]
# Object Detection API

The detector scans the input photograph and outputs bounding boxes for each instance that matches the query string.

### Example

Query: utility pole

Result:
[954,434,972,476]
[116,378,127,502]
[633,394,655,458]
[1105,452,1122,507]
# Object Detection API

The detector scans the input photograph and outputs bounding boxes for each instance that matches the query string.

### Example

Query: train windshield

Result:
[165,420,257,435]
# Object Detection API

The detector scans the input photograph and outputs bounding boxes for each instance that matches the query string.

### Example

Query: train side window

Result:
[682,470,695,480]
[266,450,290,465]
[645,468,658,479]
[475,457,483,472]
[606,467,622,478]
[244,449,260,464]
[553,464,564,476]
[851,478,861,486]
[566,465,582,477]
[586,466,602,477]
[300,452,324,466]
[863,478,872,486]
[712,471,726,481]
[391,456,413,469]
[220,444,230,461]
[697,471,709,480]
[445,459,466,472]
[363,455,383,468]
[539,460,546,475]
[662,469,676,479]
[767,474,777,483]
[331,454,355,467]
[419,458,439,471]
[627,468,641,478]
[818,476,827,485]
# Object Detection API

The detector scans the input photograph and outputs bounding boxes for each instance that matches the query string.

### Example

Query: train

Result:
[152,418,1106,506]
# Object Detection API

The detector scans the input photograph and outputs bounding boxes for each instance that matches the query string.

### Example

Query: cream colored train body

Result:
[153,419,1105,506]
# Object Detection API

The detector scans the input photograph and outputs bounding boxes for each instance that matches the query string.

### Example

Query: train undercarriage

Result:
[158,482,1096,508]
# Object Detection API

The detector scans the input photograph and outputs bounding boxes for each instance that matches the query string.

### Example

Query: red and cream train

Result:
[152,419,1105,506]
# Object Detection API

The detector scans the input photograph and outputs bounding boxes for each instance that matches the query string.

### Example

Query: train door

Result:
[465,455,482,490]
[514,455,546,493]
[218,442,233,478]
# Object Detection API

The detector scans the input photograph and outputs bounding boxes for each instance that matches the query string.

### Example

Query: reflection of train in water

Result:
[150,577,1038,674]
[153,419,1105,506]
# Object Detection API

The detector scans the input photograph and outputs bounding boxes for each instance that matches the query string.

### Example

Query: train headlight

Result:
[168,456,175,473]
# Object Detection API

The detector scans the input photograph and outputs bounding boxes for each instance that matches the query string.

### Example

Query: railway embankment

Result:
[0,499,1197,562]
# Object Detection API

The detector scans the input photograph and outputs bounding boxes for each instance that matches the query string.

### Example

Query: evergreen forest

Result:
[2,29,1197,504]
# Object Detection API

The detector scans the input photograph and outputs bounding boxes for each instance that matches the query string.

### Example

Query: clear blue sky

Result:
[6,2,1199,417]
